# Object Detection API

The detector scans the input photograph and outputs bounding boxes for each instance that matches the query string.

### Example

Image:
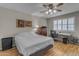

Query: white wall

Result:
[0,7,47,50]
[0,7,33,38]
[32,16,47,27]
[0,7,33,50]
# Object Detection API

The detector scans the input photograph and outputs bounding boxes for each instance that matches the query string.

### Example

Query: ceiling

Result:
[0,3,79,18]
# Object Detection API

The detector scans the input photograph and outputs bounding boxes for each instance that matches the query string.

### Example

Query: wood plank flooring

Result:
[0,41,79,56]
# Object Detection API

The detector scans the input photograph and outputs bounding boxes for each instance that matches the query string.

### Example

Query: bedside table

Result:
[2,37,13,50]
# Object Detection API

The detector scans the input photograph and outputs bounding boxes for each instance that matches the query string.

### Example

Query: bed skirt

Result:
[30,44,53,56]
[19,44,53,56]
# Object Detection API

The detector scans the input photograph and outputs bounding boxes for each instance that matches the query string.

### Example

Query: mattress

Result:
[15,32,54,56]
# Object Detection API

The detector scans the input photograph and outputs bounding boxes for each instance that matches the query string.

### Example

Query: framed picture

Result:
[16,19,32,28]
[24,21,32,27]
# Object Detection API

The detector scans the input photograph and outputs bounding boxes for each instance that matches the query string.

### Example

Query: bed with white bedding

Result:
[15,32,54,56]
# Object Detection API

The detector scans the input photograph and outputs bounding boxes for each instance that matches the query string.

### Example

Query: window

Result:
[53,20,57,30]
[58,20,62,30]
[62,19,67,30]
[53,17,75,31]
[68,17,74,31]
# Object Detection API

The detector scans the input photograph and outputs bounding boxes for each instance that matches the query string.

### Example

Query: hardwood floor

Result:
[0,41,79,56]
[44,41,79,56]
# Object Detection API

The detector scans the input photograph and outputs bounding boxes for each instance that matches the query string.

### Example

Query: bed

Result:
[15,31,54,56]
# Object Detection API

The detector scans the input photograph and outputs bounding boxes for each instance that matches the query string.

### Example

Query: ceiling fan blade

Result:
[43,4,48,8]
[43,4,46,8]
[48,4,54,9]
[56,9,62,12]
[40,10,48,13]
[57,3,64,7]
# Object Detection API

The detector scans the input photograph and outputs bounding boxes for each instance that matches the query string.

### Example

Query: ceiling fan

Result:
[40,3,64,15]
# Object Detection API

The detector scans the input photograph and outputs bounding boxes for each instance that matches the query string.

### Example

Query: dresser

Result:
[36,26,47,36]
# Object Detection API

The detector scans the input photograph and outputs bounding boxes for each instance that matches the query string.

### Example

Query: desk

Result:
[58,33,71,36]
[57,33,71,43]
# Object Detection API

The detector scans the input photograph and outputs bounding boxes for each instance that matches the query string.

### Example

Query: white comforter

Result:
[15,32,54,56]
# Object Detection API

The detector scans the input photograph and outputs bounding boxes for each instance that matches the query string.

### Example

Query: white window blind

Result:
[53,17,75,31]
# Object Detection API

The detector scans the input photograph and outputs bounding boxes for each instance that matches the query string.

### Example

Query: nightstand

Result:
[2,37,13,50]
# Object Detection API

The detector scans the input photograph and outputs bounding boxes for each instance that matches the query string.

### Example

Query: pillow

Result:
[15,31,30,37]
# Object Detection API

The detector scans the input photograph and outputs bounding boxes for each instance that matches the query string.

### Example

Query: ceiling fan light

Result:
[48,9,52,12]
[45,11,49,14]
[53,10,56,13]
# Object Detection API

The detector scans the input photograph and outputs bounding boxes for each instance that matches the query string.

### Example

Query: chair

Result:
[50,30,58,38]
